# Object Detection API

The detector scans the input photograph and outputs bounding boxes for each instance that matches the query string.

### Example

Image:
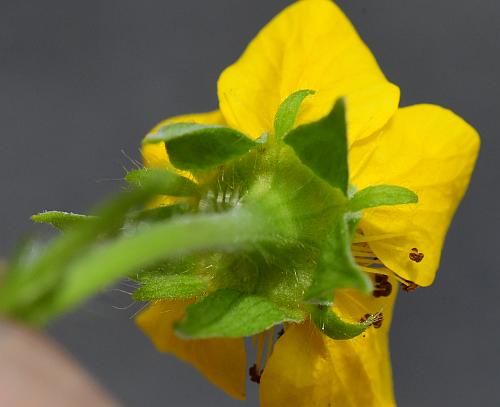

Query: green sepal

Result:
[31,211,95,231]
[142,123,258,170]
[274,89,315,139]
[310,305,377,340]
[175,288,303,339]
[284,98,348,194]
[304,214,372,302]
[133,272,210,301]
[125,168,199,197]
[348,184,418,212]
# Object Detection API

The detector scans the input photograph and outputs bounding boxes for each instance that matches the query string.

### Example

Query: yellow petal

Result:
[135,300,247,400]
[351,104,480,286]
[260,322,337,406]
[327,284,397,407]
[260,279,398,407]
[217,0,399,143]
[142,110,225,169]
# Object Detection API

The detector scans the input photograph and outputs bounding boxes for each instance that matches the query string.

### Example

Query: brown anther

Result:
[401,281,419,292]
[277,328,285,339]
[373,313,384,329]
[359,313,371,323]
[375,274,389,284]
[360,313,383,329]
[409,248,424,263]
[249,364,263,384]
[373,281,392,298]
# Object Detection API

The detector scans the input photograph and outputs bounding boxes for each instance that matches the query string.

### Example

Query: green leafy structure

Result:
[126,168,199,197]
[133,270,210,301]
[32,211,94,231]
[143,123,258,170]
[348,185,418,212]
[175,289,303,339]
[305,214,371,303]
[284,98,348,194]
[274,89,315,139]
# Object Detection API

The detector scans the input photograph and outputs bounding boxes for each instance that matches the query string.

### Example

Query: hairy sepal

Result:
[175,288,303,339]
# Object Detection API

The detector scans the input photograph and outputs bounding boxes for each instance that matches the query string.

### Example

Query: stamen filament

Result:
[267,326,276,359]
[352,235,418,289]
[359,266,391,276]
[256,332,267,372]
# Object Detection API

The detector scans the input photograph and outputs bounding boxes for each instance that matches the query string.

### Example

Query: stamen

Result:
[401,281,419,292]
[390,271,420,291]
[277,327,285,338]
[360,312,384,329]
[409,247,424,263]
[373,313,384,329]
[249,326,282,384]
[359,266,390,277]
[351,246,376,254]
[355,261,384,270]
[249,364,262,384]
[255,332,266,373]
[352,238,419,293]
[266,326,276,358]
[373,276,392,298]
[389,272,411,286]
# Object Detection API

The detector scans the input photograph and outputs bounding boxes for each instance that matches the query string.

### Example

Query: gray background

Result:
[1,1,498,406]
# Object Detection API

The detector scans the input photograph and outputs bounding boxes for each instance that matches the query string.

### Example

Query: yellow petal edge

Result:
[352,104,480,286]
[136,300,247,400]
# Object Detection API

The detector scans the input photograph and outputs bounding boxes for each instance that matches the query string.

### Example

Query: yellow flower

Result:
[136,0,479,405]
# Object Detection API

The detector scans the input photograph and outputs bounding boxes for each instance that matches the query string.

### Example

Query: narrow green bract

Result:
[274,89,315,139]
[32,211,94,231]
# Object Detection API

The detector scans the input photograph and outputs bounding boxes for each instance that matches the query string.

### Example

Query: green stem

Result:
[25,205,289,325]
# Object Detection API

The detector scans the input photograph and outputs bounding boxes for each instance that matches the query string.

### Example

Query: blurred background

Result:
[1,1,498,406]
